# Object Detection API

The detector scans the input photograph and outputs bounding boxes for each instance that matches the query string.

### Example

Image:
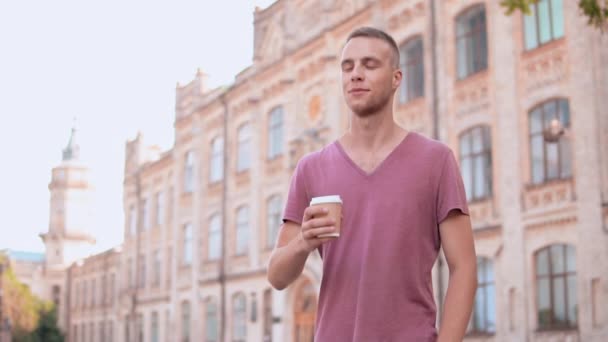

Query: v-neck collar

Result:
[333,131,416,178]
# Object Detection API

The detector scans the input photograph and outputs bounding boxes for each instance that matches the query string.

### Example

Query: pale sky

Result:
[0,0,276,255]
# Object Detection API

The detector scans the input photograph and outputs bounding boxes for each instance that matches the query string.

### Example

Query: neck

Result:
[344,100,403,151]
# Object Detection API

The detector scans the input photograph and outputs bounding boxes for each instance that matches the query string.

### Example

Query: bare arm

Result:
[437,210,478,342]
[267,206,337,290]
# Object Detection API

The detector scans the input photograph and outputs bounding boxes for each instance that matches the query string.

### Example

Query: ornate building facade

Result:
[16,0,608,341]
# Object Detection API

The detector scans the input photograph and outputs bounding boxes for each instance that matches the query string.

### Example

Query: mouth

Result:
[348,88,370,95]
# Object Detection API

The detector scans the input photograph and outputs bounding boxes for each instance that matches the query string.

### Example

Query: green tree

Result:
[0,255,63,342]
[501,0,608,30]
[30,304,64,342]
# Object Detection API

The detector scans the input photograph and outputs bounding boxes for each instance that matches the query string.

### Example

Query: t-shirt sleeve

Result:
[282,158,310,225]
[436,149,469,224]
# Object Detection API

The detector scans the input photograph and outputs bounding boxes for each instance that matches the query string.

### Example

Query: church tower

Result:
[40,124,96,268]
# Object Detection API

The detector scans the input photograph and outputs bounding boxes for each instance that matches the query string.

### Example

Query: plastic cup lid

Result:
[310,195,342,205]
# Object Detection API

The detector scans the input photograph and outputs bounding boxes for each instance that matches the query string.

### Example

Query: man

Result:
[267,27,477,341]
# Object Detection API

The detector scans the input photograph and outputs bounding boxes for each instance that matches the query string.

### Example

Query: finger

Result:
[308,226,337,238]
[303,217,336,230]
[303,205,329,221]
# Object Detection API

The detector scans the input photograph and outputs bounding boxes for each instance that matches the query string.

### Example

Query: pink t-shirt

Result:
[282,132,469,342]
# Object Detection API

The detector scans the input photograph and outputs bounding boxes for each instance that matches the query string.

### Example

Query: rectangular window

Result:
[183,224,193,266]
[235,206,249,255]
[268,107,284,159]
[470,257,496,333]
[456,5,488,79]
[459,126,492,201]
[184,151,194,193]
[266,196,282,248]
[91,279,96,307]
[142,198,149,230]
[138,254,146,289]
[529,99,571,184]
[166,247,173,288]
[153,249,161,286]
[536,244,577,330]
[263,289,273,341]
[129,205,137,236]
[209,215,222,260]
[156,191,164,226]
[210,137,224,182]
[206,301,218,342]
[151,312,159,342]
[523,0,565,50]
[181,302,191,342]
[232,294,247,342]
[237,123,252,172]
[110,273,115,304]
[101,274,107,306]
[399,37,425,103]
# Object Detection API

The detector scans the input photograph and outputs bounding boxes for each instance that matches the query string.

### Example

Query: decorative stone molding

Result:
[469,198,500,230]
[524,214,577,231]
[521,45,568,96]
[454,73,491,117]
[522,179,576,212]
[395,98,427,130]
[387,1,426,31]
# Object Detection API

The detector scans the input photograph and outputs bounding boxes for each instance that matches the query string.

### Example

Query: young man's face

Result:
[340,36,401,117]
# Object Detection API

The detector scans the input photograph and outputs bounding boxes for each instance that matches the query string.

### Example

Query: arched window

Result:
[232,293,247,342]
[181,301,191,342]
[529,99,571,184]
[399,36,424,103]
[470,257,496,333]
[266,195,282,248]
[208,214,222,260]
[456,5,488,79]
[210,136,224,182]
[235,206,249,255]
[205,299,219,342]
[535,244,577,329]
[268,107,284,159]
[237,123,252,172]
[459,126,492,201]
[523,0,565,50]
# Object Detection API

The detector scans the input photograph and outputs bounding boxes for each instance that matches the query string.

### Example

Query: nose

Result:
[350,64,364,82]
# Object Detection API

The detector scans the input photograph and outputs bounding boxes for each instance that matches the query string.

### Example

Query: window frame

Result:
[469,257,496,335]
[455,4,488,79]
[535,244,578,330]
[235,206,250,256]
[206,299,219,342]
[181,301,191,342]
[210,136,224,183]
[208,214,222,260]
[184,151,194,193]
[266,195,282,249]
[399,36,425,103]
[523,0,565,51]
[459,125,493,202]
[267,107,284,160]
[237,123,252,172]
[232,293,247,342]
[183,223,193,266]
[528,98,571,185]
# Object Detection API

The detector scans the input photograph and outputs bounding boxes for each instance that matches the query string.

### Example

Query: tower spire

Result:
[62,117,80,161]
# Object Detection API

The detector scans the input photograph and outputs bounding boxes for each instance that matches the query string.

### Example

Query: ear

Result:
[392,68,403,91]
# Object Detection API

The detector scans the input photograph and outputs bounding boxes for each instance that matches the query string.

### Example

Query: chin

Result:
[350,106,379,118]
